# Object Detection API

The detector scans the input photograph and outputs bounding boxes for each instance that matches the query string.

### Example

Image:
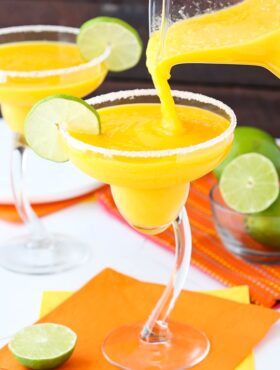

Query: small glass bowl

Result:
[210,184,280,264]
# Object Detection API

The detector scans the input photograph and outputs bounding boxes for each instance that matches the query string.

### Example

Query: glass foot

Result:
[102,322,210,370]
[0,233,90,275]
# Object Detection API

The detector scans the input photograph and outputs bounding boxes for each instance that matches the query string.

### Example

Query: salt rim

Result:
[61,89,237,158]
[0,25,110,78]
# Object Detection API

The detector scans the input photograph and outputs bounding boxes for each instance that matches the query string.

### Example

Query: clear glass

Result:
[62,89,236,369]
[211,184,280,264]
[0,25,109,275]
[149,0,280,78]
[150,0,244,35]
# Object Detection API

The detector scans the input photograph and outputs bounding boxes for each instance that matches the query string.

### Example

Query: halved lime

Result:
[246,194,280,248]
[8,323,77,370]
[25,94,100,162]
[214,126,280,179]
[78,16,143,72]
[220,153,279,213]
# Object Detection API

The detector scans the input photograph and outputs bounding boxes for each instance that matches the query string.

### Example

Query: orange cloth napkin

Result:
[0,191,97,223]
[0,269,278,370]
[95,175,280,308]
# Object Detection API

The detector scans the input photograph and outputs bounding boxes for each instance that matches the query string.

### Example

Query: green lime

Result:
[220,153,279,213]
[246,194,280,248]
[214,126,280,179]
[25,94,100,162]
[8,323,77,370]
[78,16,143,72]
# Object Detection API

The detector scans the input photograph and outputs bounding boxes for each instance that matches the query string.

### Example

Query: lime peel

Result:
[214,126,280,179]
[246,194,280,248]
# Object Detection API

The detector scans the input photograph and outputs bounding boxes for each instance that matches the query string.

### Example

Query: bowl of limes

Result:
[210,127,280,264]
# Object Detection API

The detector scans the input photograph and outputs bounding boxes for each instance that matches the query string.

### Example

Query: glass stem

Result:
[11,133,49,244]
[141,207,192,343]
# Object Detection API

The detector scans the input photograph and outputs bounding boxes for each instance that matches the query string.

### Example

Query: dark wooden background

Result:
[0,0,279,135]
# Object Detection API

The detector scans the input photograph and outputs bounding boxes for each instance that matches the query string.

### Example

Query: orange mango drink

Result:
[147,0,280,132]
[66,100,233,233]
[0,41,107,133]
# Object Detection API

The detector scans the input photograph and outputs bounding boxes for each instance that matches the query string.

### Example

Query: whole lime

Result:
[214,126,280,179]
[246,194,280,248]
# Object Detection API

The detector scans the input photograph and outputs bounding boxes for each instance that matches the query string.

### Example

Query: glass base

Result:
[102,322,210,370]
[0,233,90,275]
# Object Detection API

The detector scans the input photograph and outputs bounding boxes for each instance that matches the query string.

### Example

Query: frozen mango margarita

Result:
[67,100,233,231]
[0,35,108,133]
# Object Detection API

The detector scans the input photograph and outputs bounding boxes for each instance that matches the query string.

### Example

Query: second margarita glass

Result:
[0,25,109,274]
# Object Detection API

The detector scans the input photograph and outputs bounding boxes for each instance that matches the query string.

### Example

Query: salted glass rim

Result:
[0,25,110,78]
[62,89,237,158]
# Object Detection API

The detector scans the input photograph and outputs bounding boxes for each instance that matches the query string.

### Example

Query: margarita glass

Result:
[0,25,109,274]
[61,89,236,369]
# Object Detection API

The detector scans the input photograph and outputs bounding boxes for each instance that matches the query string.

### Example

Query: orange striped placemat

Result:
[96,174,280,308]
[0,190,99,223]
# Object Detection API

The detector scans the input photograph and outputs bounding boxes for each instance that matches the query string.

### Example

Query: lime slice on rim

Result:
[8,323,77,370]
[78,16,143,72]
[25,94,100,162]
[220,153,279,213]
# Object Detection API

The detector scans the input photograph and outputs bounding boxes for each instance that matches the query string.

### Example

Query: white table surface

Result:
[0,199,279,369]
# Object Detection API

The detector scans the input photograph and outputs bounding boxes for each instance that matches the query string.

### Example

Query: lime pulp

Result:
[8,323,77,370]
[78,16,143,72]
[220,153,279,214]
[25,94,100,162]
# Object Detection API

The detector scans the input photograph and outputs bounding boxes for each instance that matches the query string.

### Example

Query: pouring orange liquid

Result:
[67,101,232,232]
[66,0,280,232]
[147,0,280,133]
[68,1,280,231]
[0,41,107,133]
